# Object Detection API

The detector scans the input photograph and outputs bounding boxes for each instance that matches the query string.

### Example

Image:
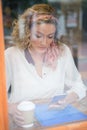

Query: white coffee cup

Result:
[17,101,35,128]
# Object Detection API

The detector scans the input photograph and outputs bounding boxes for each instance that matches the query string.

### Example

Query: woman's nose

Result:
[41,37,47,45]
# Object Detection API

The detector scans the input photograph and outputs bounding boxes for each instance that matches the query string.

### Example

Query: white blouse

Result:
[5,44,87,103]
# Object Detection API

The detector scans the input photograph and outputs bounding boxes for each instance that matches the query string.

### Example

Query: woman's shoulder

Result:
[5,46,17,52]
[60,43,70,50]
[5,46,23,55]
[58,43,71,57]
[5,46,24,59]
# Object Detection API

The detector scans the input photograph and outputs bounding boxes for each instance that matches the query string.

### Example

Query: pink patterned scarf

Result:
[44,42,59,70]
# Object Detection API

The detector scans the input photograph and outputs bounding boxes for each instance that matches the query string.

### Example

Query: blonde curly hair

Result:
[12,4,59,49]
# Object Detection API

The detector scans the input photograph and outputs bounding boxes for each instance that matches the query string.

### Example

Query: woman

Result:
[5,4,87,127]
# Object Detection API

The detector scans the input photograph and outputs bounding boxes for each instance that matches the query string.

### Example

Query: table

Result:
[9,96,87,130]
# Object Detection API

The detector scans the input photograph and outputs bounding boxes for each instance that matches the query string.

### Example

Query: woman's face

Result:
[30,23,56,54]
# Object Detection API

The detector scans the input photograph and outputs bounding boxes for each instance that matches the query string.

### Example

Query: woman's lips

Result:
[38,47,47,50]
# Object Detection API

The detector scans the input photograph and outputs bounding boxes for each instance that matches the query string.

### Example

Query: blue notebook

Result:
[35,95,87,127]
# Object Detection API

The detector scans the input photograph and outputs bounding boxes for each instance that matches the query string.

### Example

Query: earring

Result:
[28,42,32,48]
[28,34,32,48]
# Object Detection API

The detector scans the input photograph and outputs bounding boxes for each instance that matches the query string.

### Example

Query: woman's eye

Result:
[48,35,54,39]
[35,34,42,38]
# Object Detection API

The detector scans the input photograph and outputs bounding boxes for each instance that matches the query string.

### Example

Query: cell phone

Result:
[48,94,67,110]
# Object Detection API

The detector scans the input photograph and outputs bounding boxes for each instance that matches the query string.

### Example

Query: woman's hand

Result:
[49,92,79,110]
[8,103,25,127]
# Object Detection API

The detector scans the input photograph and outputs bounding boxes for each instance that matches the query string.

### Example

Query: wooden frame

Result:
[0,0,9,130]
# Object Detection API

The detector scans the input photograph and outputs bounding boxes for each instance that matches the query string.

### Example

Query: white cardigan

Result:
[5,45,87,103]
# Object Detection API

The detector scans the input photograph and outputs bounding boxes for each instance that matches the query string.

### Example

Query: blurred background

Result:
[2,0,87,85]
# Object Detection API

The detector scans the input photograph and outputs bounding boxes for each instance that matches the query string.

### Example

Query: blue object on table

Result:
[35,95,87,127]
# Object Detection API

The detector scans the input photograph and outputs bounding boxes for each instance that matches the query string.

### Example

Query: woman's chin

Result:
[37,49,47,54]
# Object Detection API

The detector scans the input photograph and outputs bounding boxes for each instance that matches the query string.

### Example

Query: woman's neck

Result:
[28,47,45,77]
[28,47,45,65]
